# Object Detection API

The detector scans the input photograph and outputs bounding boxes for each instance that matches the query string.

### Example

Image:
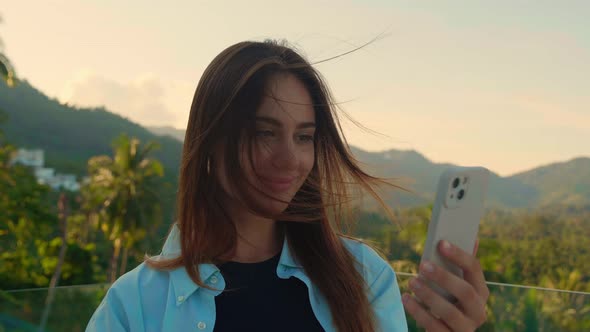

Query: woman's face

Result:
[218,73,316,215]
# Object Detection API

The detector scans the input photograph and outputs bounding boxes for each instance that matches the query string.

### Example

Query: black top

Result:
[213,250,325,332]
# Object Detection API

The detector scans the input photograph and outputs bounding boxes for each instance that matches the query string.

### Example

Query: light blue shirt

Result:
[86,224,408,331]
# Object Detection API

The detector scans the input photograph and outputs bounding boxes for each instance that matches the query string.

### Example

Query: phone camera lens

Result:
[458,189,465,200]
[452,178,460,188]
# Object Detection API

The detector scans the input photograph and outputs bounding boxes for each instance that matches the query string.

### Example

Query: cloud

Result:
[59,70,194,128]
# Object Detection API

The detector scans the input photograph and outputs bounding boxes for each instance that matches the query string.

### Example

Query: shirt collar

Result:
[159,223,303,302]
[278,231,303,268]
[160,224,221,303]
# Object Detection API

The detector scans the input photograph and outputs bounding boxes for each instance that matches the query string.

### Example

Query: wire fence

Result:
[5,275,590,296]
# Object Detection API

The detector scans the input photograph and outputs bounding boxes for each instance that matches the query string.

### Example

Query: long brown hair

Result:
[146,40,402,332]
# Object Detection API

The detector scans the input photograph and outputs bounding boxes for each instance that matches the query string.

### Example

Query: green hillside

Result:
[149,126,590,209]
[1,79,588,210]
[511,157,590,206]
[0,80,182,177]
[0,79,181,222]
[347,148,542,209]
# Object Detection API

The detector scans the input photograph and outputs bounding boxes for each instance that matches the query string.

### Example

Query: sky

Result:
[1,1,589,176]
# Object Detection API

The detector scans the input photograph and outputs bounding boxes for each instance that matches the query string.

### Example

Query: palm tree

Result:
[83,134,164,282]
[0,53,15,87]
[0,15,16,87]
[39,193,70,332]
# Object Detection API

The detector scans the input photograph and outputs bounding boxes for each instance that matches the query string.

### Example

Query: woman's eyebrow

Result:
[256,116,316,129]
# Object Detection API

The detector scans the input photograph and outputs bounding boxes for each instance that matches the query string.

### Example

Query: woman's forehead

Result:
[256,74,315,125]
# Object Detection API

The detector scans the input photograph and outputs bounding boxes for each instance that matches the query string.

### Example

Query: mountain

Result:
[510,157,590,206]
[1,79,588,210]
[0,80,182,178]
[0,79,182,223]
[147,126,186,142]
[147,127,589,209]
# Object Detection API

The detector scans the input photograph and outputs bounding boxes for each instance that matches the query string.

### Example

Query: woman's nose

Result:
[271,140,298,170]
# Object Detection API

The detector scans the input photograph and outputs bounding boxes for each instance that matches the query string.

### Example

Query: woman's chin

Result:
[248,190,297,218]
[250,195,292,218]
[263,200,291,217]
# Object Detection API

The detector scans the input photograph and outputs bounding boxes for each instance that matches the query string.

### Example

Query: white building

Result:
[34,167,55,184]
[48,174,81,191]
[10,148,44,167]
[10,148,81,192]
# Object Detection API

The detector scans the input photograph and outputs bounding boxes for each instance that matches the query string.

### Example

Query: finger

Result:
[402,293,451,332]
[438,240,489,300]
[473,239,479,255]
[419,261,487,327]
[409,277,473,332]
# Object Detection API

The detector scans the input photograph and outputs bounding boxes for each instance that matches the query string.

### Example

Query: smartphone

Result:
[419,166,490,301]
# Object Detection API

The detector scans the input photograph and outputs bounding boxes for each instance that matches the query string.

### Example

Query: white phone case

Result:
[420,166,489,301]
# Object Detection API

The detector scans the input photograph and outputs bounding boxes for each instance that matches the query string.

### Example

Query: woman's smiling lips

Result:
[260,176,297,192]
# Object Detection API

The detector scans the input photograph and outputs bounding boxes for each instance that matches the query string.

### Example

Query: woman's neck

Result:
[227,208,285,263]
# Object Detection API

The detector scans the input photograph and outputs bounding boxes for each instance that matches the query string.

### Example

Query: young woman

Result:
[87,40,489,332]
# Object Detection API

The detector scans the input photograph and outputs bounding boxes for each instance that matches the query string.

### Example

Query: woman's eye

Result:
[256,130,274,137]
[298,134,314,143]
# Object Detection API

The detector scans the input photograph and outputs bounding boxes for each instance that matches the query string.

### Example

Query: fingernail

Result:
[422,262,435,274]
[410,278,422,290]
[442,240,452,252]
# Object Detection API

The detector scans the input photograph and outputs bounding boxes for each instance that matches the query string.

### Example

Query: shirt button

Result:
[177,295,185,303]
[209,276,218,284]
[197,321,206,330]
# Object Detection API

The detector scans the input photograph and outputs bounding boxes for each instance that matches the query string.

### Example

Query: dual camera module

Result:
[451,176,468,200]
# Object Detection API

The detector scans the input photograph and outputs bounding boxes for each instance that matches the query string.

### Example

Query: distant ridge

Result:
[1,79,587,209]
